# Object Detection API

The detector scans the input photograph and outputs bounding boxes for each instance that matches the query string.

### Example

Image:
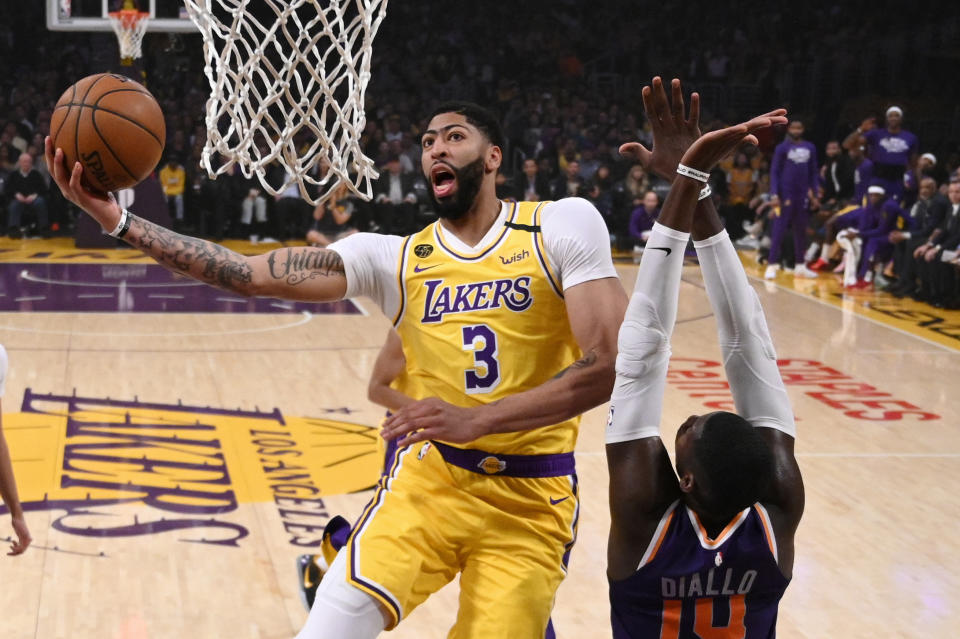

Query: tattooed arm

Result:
[381,276,627,444]
[46,140,348,301]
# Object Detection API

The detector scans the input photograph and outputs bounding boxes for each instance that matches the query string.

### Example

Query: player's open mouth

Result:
[431,165,457,198]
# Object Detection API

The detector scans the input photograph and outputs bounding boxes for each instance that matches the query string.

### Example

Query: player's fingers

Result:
[69,161,84,194]
[687,93,701,129]
[49,147,69,190]
[650,76,669,124]
[618,142,651,161]
[670,78,685,121]
[640,85,657,129]
[44,136,55,174]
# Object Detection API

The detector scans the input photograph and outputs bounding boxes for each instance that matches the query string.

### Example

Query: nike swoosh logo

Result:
[549,496,569,505]
[414,264,439,273]
[650,247,672,255]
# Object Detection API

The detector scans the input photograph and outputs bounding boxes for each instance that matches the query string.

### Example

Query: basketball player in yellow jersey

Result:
[46,101,627,638]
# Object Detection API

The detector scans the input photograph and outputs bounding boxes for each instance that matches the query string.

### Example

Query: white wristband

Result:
[698,185,712,201]
[107,208,131,238]
[676,163,710,183]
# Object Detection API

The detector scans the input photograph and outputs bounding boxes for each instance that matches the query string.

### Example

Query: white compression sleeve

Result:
[295,550,387,639]
[606,223,689,444]
[693,230,797,437]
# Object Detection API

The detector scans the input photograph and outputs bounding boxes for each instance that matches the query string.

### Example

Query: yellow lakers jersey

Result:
[393,200,581,455]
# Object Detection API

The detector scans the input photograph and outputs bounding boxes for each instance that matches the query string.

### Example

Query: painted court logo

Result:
[0,389,381,549]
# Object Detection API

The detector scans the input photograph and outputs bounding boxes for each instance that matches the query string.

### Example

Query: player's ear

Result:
[485,145,502,174]
[678,472,695,494]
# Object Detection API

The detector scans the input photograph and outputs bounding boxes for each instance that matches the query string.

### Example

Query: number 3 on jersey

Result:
[462,324,500,394]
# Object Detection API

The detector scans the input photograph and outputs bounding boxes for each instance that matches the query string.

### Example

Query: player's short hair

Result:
[429,101,505,150]
[693,412,775,518]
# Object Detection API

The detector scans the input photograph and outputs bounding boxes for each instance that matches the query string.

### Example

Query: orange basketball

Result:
[50,73,166,193]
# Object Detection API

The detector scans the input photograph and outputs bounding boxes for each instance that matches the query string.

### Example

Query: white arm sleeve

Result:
[0,344,6,397]
[606,223,690,443]
[327,233,405,318]
[693,230,797,436]
[540,198,618,290]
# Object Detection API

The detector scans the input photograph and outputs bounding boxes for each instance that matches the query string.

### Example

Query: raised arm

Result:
[46,138,348,302]
[842,117,875,151]
[690,189,804,574]
[606,77,787,577]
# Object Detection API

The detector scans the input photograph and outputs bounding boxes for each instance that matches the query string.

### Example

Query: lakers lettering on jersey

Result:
[392,200,581,455]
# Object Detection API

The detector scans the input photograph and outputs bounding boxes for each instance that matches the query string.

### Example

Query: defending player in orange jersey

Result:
[606,78,803,638]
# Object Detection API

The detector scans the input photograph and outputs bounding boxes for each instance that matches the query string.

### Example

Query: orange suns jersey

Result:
[392,200,581,455]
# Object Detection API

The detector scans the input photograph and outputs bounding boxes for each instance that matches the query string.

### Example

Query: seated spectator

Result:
[306,183,359,247]
[515,158,550,201]
[887,176,947,296]
[271,166,314,242]
[628,191,660,251]
[612,164,650,220]
[4,152,48,238]
[232,164,269,243]
[909,181,960,306]
[372,154,418,234]
[723,151,758,240]
[835,185,902,289]
[550,159,582,200]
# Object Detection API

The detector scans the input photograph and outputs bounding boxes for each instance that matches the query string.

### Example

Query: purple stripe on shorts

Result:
[347,446,407,624]
[431,441,575,478]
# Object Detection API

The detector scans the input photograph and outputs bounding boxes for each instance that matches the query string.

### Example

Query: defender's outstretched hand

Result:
[45,136,122,230]
[619,77,701,181]
[679,110,787,175]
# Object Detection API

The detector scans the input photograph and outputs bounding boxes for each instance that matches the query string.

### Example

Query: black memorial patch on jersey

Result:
[414,244,434,258]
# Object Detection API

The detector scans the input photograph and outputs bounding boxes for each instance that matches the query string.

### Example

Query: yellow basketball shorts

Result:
[344,440,579,637]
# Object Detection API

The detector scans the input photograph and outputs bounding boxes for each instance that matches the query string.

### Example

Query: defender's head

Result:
[421,101,503,220]
[675,412,775,521]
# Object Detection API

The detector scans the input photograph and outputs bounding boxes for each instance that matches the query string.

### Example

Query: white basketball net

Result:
[108,10,150,60]
[183,0,388,205]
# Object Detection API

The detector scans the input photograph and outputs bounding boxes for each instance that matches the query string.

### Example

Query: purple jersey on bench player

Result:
[610,500,789,639]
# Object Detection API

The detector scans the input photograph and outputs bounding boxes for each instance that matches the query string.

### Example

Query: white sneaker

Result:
[804,242,820,263]
[794,264,818,278]
[260,236,278,243]
[249,234,259,244]
[764,265,779,280]
[734,236,759,249]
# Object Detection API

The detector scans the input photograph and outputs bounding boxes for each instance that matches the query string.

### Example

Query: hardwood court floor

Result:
[0,237,957,638]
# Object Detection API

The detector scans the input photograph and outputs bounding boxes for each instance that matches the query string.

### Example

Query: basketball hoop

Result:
[183,0,388,205]
[108,9,151,64]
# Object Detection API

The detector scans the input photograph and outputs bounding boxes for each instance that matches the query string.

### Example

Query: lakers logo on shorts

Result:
[478,455,507,475]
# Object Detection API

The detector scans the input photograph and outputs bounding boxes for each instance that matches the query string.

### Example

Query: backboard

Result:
[46,0,196,33]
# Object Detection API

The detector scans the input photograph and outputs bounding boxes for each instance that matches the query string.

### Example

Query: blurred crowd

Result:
[1,1,959,306]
